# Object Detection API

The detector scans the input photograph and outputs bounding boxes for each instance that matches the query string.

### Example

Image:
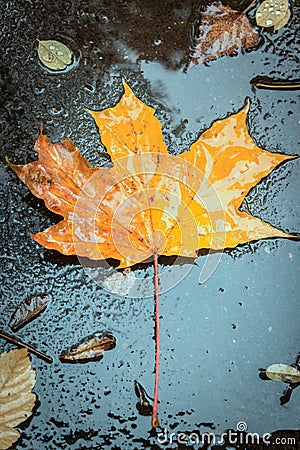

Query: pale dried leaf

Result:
[256,0,290,30]
[0,348,36,450]
[38,39,72,70]
[266,363,300,384]
[0,425,20,450]
[273,8,290,31]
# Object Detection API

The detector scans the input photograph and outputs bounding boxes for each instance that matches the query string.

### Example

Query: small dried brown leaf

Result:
[60,332,116,363]
[10,294,50,331]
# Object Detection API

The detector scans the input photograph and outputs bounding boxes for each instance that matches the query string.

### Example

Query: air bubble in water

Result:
[83,83,96,94]
[99,14,109,23]
[48,105,64,116]
[32,86,45,95]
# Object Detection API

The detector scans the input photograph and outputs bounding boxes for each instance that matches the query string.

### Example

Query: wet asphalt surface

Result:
[0,1,299,449]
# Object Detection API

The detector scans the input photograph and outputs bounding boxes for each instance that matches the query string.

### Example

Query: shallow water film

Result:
[0,1,299,449]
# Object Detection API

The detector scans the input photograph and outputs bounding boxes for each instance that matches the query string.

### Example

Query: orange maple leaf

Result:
[8,81,296,427]
[8,82,294,267]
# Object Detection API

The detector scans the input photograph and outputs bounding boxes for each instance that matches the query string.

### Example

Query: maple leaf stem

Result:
[0,330,53,363]
[152,253,160,428]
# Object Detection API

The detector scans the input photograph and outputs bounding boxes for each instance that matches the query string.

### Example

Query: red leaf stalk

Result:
[152,253,160,428]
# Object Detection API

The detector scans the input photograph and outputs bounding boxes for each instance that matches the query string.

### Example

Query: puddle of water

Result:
[0,0,299,449]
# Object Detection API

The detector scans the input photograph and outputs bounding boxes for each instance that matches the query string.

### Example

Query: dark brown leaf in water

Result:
[187,2,259,68]
[10,294,50,331]
[280,386,293,405]
[59,332,116,363]
[134,380,153,404]
[134,380,153,416]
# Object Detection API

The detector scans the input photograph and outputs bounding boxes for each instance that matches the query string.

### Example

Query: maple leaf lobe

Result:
[89,81,168,162]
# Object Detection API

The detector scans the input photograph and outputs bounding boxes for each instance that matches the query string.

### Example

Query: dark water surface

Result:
[0,1,299,449]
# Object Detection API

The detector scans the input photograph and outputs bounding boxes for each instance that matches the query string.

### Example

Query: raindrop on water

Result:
[32,86,45,95]
[48,105,64,116]
[99,13,109,23]
[83,83,96,94]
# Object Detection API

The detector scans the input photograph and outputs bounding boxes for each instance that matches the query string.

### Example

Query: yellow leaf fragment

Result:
[0,348,36,450]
